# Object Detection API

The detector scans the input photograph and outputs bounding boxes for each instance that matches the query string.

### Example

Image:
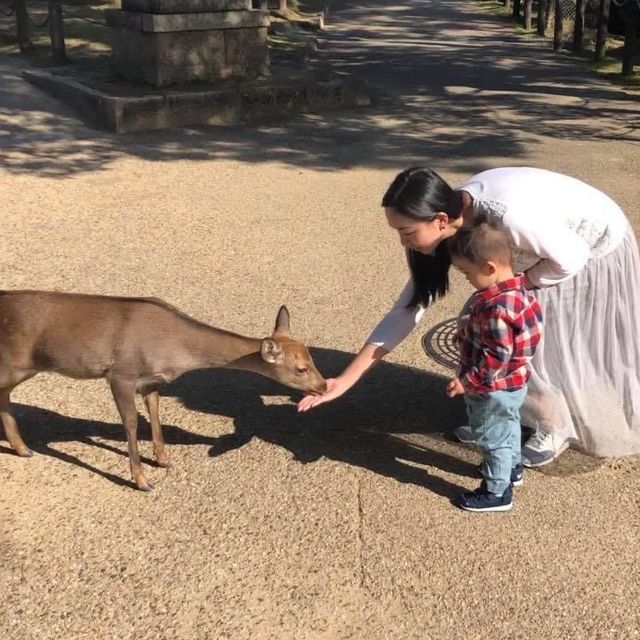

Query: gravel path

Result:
[1,1,639,638]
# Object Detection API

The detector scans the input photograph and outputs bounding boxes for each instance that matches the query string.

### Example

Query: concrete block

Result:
[22,68,372,133]
[224,27,269,76]
[111,28,228,85]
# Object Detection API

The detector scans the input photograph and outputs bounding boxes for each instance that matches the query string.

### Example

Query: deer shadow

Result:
[163,347,474,499]
[3,402,225,490]
[2,348,474,498]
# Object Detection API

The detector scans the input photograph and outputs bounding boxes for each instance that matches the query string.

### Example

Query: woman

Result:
[298,166,640,466]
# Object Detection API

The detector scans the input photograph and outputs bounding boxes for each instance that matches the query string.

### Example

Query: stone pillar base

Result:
[106,3,270,87]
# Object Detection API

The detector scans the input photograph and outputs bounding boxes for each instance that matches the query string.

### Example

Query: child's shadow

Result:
[165,347,474,500]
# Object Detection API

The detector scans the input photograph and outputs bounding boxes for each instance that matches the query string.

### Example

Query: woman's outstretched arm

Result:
[297,342,388,412]
[298,278,424,412]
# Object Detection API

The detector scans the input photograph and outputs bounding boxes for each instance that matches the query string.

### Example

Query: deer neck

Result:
[183,325,263,370]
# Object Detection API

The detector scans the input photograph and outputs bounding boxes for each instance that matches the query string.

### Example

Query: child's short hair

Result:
[448,216,512,266]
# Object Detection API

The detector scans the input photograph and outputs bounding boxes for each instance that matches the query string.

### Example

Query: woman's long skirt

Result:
[521,226,640,456]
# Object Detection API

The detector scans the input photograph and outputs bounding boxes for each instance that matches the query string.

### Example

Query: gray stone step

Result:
[22,68,371,133]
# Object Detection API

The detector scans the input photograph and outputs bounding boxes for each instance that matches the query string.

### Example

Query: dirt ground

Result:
[1,0,640,639]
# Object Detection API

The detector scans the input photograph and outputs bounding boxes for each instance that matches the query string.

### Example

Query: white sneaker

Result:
[454,425,475,444]
[522,429,569,468]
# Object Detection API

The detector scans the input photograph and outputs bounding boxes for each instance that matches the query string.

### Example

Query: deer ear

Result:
[261,338,283,363]
[273,305,290,335]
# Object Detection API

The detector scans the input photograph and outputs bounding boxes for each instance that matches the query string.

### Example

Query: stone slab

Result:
[22,68,371,133]
[105,9,269,32]
[122,0,251,14]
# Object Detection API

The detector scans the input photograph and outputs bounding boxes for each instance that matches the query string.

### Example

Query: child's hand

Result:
[446,378,465,398]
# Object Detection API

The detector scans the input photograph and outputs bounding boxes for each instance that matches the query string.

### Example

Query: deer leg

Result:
[0,387,33,457]
[142,388,169,468]
[110,380,151,491]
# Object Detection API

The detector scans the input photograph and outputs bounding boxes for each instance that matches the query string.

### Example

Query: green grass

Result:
[475,0,640,87]
[578,45,640,87]
[477,0,535,33]
[0,1,114,58]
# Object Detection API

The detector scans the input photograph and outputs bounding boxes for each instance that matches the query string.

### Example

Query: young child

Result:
[446,218,543,512]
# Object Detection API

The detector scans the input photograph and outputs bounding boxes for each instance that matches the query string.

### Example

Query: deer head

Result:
[259,306,326,395]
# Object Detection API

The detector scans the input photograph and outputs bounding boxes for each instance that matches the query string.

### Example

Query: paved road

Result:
[1,2,639,639]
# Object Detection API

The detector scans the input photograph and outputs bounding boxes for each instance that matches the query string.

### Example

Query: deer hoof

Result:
[17,448,34,458]
[137,482,153,492]
[157,460,171,469]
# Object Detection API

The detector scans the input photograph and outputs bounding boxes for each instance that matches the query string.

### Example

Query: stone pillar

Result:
[106,0,270,87]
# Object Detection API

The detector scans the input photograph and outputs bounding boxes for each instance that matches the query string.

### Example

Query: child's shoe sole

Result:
[458,502,513,513]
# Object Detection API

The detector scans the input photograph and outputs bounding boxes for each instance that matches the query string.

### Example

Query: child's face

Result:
[452,256,497,290]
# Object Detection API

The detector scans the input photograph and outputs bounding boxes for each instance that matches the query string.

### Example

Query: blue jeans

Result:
[464,386,527,496]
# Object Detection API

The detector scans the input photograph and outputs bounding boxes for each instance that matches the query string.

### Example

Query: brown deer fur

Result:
[0,290,325,490]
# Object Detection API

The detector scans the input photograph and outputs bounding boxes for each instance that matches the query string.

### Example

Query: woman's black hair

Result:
[381,167,464,308]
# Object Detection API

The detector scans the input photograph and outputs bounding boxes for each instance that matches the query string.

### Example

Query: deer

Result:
[0,290,326,490]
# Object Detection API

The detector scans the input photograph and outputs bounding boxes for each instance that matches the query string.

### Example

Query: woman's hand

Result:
[297,377,350,412]
[446,378,465,398]
[297,343,387,413]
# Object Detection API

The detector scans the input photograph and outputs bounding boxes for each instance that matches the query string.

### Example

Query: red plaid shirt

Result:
[457,274,543,394]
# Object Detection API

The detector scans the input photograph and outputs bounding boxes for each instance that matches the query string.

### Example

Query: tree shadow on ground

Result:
[1,0,638,177]
[1,347,476,497]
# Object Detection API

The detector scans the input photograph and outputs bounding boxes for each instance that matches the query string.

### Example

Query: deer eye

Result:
[296,366,308,374]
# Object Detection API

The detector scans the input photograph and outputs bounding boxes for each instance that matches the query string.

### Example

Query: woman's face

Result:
[385,207,446,254]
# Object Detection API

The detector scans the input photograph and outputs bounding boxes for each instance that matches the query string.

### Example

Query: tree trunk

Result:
[278,0,287,10]
[537,0,545,35]
[622,0,639,75]
[505,0,512,12]
[553,0,563,50]
[48,0,66,63]
[537,0,550,36]
[513,0,521,18]
[14,0,34,53]
[595,0,610,61]
[524,0,533,30]
[573,0,586,51]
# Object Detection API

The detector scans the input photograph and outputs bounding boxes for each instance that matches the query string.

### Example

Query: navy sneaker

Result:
[456,483,513,512]
[477,463,523,487]
[454,425,474,444]
[511,463,524,487]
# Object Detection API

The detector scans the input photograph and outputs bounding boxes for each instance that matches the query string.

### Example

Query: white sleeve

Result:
[508,214,591,288]
[366,279,426,352]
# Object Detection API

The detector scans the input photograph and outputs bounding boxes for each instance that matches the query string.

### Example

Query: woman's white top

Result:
[368,167,628,352]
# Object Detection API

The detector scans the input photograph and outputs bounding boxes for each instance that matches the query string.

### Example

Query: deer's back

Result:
[0,290,195,380]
